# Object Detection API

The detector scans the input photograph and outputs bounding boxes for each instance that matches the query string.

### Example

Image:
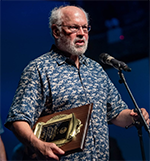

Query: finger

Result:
[47,150,60,161]
[50,143,65,155]
[141,108,150,124]
[147,119,150,126]
[144,118,149,125]
[141,108,149,118]
[136,108,150,125]
[130,109,138,117]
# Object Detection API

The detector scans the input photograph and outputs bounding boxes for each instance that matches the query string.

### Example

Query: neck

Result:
[70,55,80,69]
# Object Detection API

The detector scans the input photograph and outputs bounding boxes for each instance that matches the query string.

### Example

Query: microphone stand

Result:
[118,68,150,161]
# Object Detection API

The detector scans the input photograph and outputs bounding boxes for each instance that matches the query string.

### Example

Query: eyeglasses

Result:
[57,24,91,33]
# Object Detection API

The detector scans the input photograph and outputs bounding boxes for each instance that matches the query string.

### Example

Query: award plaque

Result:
[23,103,93,161]
[32,103,93,155]
[34,113,83,148]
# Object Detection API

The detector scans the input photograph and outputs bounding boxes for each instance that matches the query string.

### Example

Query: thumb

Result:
[130,109,138,117]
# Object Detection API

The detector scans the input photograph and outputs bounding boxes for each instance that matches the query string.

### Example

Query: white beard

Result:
[57,33,88,56]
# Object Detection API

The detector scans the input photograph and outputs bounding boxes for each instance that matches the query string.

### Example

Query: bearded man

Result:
[5,5,149,161]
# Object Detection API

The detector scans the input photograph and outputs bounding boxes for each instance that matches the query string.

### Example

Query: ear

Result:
[51,24,60,39]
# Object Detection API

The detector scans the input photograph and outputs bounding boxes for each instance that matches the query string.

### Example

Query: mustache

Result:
[74,37,86,43]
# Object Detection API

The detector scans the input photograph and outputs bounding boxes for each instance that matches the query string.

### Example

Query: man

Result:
[5,5,149,161]
[0,116,7,161]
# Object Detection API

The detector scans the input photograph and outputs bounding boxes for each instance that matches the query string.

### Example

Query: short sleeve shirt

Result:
[5,45,128,160]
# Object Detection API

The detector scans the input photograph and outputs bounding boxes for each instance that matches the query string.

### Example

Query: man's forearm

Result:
[111,108,149,128]
[11,121,39,150]
[111,109,133,128]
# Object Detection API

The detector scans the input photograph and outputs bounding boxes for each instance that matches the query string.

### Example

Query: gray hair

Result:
[49,5,89,29]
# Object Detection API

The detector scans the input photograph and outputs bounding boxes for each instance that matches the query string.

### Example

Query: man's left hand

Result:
[130,108,150,126]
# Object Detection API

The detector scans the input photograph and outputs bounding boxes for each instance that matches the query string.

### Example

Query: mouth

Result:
[75,39,85,46]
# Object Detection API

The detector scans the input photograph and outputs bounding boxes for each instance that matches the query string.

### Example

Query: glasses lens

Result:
[88,26,91,32]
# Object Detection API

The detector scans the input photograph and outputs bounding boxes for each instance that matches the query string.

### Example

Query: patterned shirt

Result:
[5,45,128,160]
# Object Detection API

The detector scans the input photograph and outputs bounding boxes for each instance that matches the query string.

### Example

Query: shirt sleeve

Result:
[106,75,128,122]
[5,62,45,129]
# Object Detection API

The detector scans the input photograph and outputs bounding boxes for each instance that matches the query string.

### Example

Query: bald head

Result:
[61,7,87,27]
[49,5,89,28]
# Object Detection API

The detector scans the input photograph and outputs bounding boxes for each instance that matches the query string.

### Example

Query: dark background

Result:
[1,0,149,160]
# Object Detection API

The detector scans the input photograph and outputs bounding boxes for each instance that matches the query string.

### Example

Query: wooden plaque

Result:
[23,103,93,161]
[33,103,93,155]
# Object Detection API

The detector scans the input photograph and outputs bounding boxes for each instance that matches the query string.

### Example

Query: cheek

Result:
[85,34,89,41]
[70,35,77,42]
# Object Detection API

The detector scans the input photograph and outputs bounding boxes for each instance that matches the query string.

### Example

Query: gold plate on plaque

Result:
[34,113,83,147]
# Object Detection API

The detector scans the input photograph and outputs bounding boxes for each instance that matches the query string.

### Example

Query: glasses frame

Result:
[57,24,91,33]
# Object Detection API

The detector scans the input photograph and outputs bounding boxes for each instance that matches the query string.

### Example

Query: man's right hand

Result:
[12,121,65,161]
[33,139,65,160]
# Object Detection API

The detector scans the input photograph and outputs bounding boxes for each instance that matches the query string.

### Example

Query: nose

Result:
[76,26,85,35]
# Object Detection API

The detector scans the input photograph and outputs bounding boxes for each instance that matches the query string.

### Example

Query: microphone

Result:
[99,53,131,72]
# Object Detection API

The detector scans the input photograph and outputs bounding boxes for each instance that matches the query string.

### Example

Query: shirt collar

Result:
[79,54,88,66]
[50,45,88,66]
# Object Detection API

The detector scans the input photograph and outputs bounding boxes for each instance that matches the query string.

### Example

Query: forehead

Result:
[61,6,88,25]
